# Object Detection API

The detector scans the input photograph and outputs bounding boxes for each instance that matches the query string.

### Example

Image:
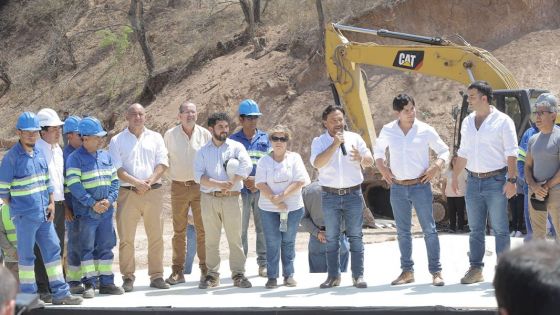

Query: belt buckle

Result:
[337,188,347,196]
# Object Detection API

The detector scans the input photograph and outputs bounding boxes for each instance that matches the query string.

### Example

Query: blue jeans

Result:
[322,189,364,278]
[183,224,197,274]
[241,191,266,267]
[260,208,304,279]
[79,213,117,286]
[390,183,441,274]
[308,232,349,273]
[465,173,510,268]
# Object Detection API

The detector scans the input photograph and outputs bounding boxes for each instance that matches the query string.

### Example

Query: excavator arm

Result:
[325,23,520,149]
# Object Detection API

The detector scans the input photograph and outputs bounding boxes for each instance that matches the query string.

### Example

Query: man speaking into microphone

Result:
[310,105,374,289]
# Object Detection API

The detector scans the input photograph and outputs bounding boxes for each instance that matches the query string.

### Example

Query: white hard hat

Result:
[37,108,64,127]
[224,158,239,180]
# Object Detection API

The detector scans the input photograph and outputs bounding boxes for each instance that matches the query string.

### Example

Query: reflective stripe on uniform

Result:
[19,265,36,284]
[66,265,83,282]
[81,259,97,277]
[97,259,113,275]
[44,260,65,283]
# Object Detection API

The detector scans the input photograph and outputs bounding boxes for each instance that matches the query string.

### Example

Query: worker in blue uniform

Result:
[0,112,82,305]
[66,117,124,298]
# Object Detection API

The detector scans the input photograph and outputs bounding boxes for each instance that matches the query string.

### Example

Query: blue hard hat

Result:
[16,112,41,131]
[78,117,107,137]
[63,116,81,134]
[238,99,262,116]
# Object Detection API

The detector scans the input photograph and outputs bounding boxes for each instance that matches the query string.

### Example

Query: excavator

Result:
[324,23,548,220]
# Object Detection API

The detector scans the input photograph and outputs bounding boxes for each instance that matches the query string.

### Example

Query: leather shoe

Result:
[150,277,170,289]
[353,276,367,288]
[166,272,185,285]
[319,276,341,289]
[122,278,134,292]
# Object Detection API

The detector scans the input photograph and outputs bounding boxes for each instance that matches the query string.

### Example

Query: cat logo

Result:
[393,51,424,70]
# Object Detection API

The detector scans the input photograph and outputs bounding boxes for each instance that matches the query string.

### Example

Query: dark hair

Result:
[321,105,345,121]
[207,112,230,127]
[0,266,17,310]
[493,241,560,315]
[468,80,493,103]
[392,94,415,112]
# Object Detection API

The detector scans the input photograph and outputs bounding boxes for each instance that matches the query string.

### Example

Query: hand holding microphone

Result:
[335,131,346,156]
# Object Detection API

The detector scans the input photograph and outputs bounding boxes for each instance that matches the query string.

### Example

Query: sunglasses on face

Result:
[531,111,553,117]
[270,136,288,142]
[241,115,259,120]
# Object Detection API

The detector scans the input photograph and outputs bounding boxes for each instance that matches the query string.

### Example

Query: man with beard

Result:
[109,103,169,292]
[164,101,211,284]
[194,112,253,289]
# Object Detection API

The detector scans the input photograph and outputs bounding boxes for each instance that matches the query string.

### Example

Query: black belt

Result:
[321,185,361,196]
[54,201,64,205]
[121,183,163,191]
[467,167,507,179]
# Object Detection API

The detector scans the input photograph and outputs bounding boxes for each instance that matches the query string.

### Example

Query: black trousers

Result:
[35,201,65,293]
[508,193,525,231]
[447,196,466,230]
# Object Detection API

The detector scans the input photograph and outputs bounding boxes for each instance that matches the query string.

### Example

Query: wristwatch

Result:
[507,176,517,184]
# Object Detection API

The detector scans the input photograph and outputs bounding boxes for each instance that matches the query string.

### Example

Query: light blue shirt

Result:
[194,138,252,193]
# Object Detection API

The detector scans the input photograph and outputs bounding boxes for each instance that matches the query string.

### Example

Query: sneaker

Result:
[166,272,186,285]
[258,266,267,278]
[283,277,297,287]
[39,292,52,304]
[265,278,278,289]
[69,284,84,295]
[122,277,134,292]
[514,231,523,238]
[352,276,367,288]
[198,275,220,289]
[82,283,95,299]
[391,271,415,285]
[150,277,171,289]
[460,267,484,284]
[432,272,445,286]
[319,276,341,288]
[510,230,516,237]
[99,284,125,295]
[233,274,252,288]
[52,295,83,305]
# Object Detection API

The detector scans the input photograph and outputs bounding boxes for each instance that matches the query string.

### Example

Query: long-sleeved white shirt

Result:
[108,127,169,186]
[36,138,64,201]
[457,106,518,173]
[373,119,449,180]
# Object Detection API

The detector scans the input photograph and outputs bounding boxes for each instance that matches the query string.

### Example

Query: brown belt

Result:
[205,191,241,197]
[393,178,422,186]
[121,183,162,191]
[467,167,507,179]
[172,180,197,186]
[321,185,361,196]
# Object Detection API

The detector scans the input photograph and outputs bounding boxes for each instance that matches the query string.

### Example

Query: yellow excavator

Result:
[325,23,547,220]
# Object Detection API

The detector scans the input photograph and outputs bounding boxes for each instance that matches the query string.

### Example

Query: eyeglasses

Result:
[270,136,288,142]
[531,111,553,117]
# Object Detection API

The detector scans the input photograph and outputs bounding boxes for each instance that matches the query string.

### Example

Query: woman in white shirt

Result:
[255,125,310,289]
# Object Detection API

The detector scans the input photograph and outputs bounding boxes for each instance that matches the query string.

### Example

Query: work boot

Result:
[52,295,83,305]
[265,278,278,289]
[198,275,220,289]
[391,271,415,285]
[150,277,171,289]
[39,292,52,304]
[82,283,95,299]
[69,284,84,295]
[283,277,297,287]
[99,284,125,295]
[352,276,367,288]
[432,272,445,286]
[122,277,134,292]
[258,266,267,278]
[233,274,252,288]
[166,271,185,285]
[460,267,484,284]
[319,276,341,289]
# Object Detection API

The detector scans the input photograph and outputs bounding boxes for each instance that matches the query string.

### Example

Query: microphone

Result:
[340,143,347,156]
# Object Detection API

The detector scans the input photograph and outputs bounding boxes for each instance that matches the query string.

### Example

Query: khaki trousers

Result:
[201,193,246,279]
[528,187,560,240]
[116,187,164,281]
[170,181,206,274]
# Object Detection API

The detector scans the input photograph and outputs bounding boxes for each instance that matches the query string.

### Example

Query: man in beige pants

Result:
[524,93,560,240]
[194,112,253,289]
[109,103,170,292]
[164,101,211,284]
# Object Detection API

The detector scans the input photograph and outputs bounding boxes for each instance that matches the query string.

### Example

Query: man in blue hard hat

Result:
[229,99,270,277]
[66,117,124,298]
[0,112,82,305]
[62,116,85,294]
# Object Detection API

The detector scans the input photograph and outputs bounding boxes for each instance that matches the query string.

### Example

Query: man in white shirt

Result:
[310,105,374,289]
[35,107,66,302]
[452,81,518,284]
[109,103,170,292]
[194,112,253,289]
[163,101,211,285]
[374,94,449,287]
